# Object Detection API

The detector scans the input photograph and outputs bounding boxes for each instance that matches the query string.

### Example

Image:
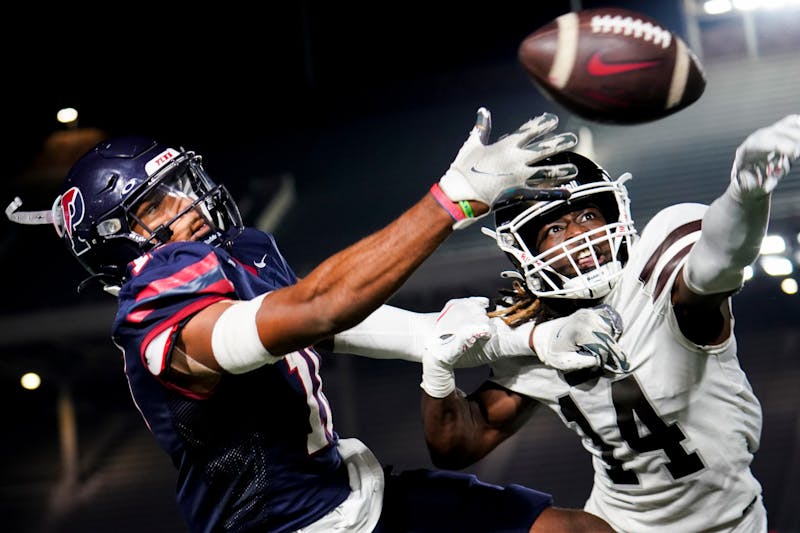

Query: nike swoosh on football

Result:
[586,52,662,76]
[470,165,512,177]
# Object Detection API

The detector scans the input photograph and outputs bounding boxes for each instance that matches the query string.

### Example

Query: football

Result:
[518,7,706,125]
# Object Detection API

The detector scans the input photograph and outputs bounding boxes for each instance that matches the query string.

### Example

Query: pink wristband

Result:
[430,183,466,222]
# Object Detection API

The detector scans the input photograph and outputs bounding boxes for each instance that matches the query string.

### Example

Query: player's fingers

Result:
[466,296,491,309]
[470,107,492,144]
[557,350,602,370]
[524,132,578,159]
[592,304,624,337]
[517,112,560,142]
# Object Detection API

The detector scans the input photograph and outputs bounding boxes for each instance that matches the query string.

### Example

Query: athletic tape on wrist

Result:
[211,293,283,374]
[430,183,467,222]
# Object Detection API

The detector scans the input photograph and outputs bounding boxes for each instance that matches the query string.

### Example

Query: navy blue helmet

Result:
[8,136,243,291]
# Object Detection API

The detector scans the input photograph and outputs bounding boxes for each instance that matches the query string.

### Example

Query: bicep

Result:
[177,300,234,372]
[672,266,732,345]
[177,282,330,376]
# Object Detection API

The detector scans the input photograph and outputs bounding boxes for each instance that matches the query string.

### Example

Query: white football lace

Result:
[591,15,672,49]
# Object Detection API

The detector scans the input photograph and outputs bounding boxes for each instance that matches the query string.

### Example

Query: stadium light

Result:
[733,0,761,10]
[704,0,733,14]
[760,256,793,276]
[781,278,798,294]
[760,234,786,254]
[20,372,41,390]
[757,0,800,8]
[704,0,800,13]
[56,107,78,124]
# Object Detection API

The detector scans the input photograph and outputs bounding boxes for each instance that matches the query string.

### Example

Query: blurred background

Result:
[1,1,799,531]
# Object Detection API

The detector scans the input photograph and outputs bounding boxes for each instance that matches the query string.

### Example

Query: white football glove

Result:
[426,297,493,367]
[420,297,492,398]
[438,107,578,228]
[532,304,628,373]
[731,114,800,198]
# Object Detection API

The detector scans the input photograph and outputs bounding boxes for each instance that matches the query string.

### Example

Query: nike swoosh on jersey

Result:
[586,52,662,76]
[254,254,268,268]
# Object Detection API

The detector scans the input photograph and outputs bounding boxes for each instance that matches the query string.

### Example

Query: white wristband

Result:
[420,353,456,398]
[211,293,283,374]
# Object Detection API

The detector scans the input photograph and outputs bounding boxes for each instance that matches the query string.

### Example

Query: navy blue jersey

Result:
[112,228,349,533]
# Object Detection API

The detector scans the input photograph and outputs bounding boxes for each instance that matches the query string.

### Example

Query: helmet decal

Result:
[60,187,91,256]
[145,148,180,176]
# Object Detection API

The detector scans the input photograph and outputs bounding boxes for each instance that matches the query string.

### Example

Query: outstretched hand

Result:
[420,297,493,398]
[732,114,800,198]
[437,107,578,228]
[424,297,493,368]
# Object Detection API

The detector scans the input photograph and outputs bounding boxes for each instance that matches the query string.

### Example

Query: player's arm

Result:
[422,382,537,469]
[418,298,623,467]
[323,304,436,362]
[179,195,460,371]
[673,115,800,345]
[179,109,579,374]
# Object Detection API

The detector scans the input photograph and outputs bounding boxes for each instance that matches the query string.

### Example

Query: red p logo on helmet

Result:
[60,187,91,256]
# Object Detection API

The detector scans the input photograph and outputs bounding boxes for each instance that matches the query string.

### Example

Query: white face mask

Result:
[486,173,637,299]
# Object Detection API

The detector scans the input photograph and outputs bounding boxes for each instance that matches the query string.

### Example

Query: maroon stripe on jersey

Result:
[639,220,702,284]
[136,251,222,301]
[128,279,233,324]
[231,256,258,277]
[653,242,694,301]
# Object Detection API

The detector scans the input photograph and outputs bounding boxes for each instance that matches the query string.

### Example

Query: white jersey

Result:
[490,203,766,532]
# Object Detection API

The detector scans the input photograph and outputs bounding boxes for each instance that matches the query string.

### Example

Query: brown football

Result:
[519,7,706,124]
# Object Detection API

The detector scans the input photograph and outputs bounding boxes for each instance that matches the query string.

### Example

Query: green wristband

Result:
[458,200,474,218]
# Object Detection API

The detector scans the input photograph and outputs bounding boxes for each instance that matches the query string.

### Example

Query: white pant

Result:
[294,438,385,533]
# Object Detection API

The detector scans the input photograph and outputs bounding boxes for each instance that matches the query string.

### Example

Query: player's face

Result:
[535,205,610,275]
[131,188,210,243]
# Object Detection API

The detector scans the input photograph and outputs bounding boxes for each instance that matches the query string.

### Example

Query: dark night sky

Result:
[3,2,684,178]
[0,1,687,314]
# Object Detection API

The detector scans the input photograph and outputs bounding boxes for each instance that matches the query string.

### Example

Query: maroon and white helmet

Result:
[483,151,637,300]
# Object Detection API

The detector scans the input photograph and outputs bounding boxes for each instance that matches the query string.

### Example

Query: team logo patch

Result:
[60,187,91,256]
